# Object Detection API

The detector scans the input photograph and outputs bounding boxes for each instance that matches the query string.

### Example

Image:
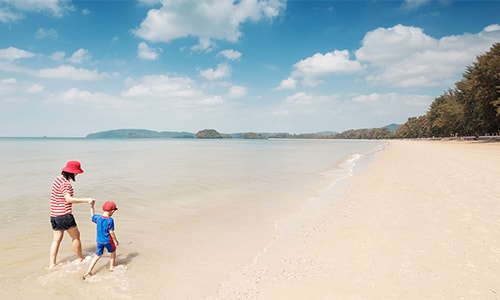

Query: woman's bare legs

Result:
[49,230,64,269]
[67,226,84,262]
[50,226,84,269]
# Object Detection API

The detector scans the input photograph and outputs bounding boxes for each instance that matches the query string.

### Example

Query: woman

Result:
[49,160,95,269]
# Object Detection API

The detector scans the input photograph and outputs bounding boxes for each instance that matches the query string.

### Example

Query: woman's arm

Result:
[64,193,95,205]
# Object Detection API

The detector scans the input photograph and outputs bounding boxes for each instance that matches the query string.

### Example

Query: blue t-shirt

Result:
[92,214,115,244]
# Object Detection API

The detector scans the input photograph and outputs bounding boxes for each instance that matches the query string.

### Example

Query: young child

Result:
[83,200,119,280]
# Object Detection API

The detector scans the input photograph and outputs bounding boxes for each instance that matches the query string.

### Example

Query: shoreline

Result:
[210,139,500,299]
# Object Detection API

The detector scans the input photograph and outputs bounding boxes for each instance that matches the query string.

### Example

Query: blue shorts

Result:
[50,214,77,231]
[96,243,116,256]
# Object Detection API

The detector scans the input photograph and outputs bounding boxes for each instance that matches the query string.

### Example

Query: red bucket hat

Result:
[62,160,84,174]
[102,201,118,212]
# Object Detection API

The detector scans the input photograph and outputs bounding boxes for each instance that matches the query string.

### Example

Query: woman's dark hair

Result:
[61,171,76,181]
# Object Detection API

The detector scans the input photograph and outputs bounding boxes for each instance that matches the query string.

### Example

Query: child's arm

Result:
[90,202,95,217]
[109,230,119,247]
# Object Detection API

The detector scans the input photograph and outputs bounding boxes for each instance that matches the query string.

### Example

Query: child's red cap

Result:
[102,201,118,211]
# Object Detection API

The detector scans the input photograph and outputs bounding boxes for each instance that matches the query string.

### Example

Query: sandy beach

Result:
[211,140,500,299]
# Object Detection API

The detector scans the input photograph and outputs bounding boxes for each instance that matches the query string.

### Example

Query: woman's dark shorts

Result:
[50,214,77,231]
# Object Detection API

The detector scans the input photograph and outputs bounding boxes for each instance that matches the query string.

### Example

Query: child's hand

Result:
[88,198,95,205]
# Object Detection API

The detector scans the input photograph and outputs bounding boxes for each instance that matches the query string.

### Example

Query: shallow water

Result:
[0,138,384,299]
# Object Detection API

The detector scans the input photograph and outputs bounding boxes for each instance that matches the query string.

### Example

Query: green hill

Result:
[86,129,195,139]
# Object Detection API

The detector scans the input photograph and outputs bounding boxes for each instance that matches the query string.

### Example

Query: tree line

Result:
[395,43,500,138]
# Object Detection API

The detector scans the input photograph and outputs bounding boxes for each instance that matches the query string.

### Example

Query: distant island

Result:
[86,129,196,139]
[85,124,400,140]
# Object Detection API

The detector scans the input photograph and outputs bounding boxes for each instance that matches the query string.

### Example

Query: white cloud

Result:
[138,42,162,60]
[0,8,19,23]
[277,77,297,90]
[122,74,199,99]
[352,93,380,103]
[284,50,362,88]
[280,24,500,91]
[284,92,313,105]
[133,0,286,43]
[0,78,16,84]
[227,85,247,98]
[0,47,35,61]
[0,0,73,18]
[35,65,108,80]
[68,48,91,64]
[0,80,41,101]
[484,24,500,32]
[26,84,44,93]
[301,77,323,88]
[356,24,500,88]
[50,51,66,61]
[292,50,363,77]
[200,95,224,105]
[356,25,435,65]
[60,88,96,103]
[218,49,242,61]
[191,37,217,52]
[35,28,58,39]
[199,63,231,80]
[120,74,228,111]
[51,88,136,111]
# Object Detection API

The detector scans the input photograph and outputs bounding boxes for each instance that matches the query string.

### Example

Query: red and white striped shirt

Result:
[50,175,73,217]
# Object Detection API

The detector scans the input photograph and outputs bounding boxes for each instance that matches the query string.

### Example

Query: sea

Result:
[0,137,385,299]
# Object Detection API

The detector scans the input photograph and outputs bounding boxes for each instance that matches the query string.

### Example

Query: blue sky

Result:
[1,0,499,137]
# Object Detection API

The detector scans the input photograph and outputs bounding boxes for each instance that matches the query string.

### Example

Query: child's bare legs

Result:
[83,254,101,279]
[49,230,64,269]
[67,226,84,262]
[109,251,116,271]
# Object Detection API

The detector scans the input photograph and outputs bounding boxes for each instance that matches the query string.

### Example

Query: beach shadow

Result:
[118,252,139,265]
